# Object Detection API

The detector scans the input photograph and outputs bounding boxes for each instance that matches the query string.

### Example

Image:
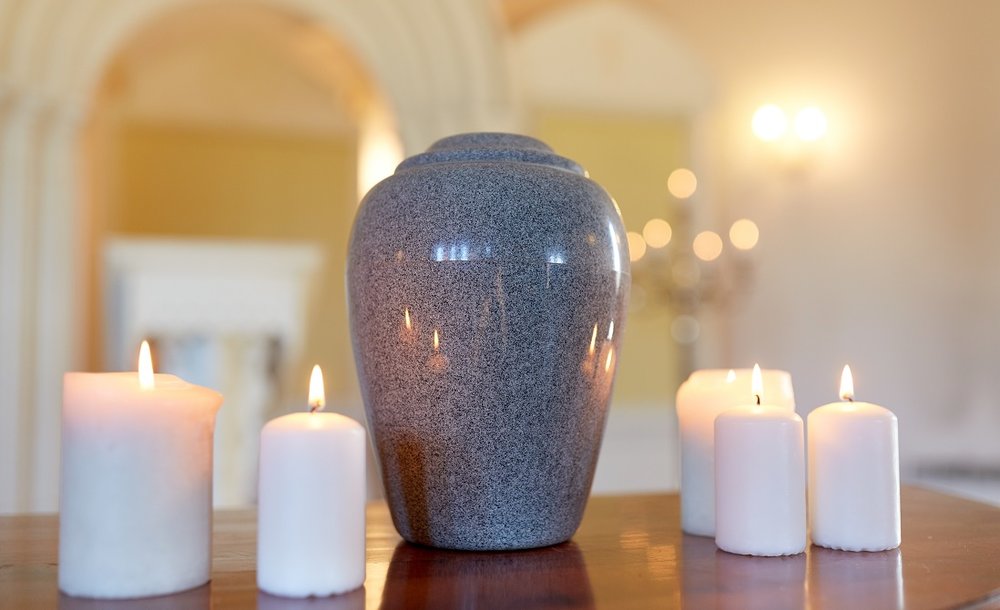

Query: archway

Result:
[0,0,516,512]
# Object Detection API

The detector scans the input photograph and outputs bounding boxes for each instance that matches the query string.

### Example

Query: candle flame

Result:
[433,329,440,351]
[404,308,412,331]
[138,340,155,390]
[751,363,762,404]
[309,365,326,412]
[726,369,736,383]
[840,365,854,401]
[589,324,598,355]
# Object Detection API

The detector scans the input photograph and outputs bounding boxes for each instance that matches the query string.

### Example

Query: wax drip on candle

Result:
[752,363,763,405]
[309,365,326,413]
[138,340,155,390]
[840,365,854,402]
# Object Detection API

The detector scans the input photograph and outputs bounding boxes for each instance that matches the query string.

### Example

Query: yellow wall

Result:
[531,109,691,404]
[105,121,360,401]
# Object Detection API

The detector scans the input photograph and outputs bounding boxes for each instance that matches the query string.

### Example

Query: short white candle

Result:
[808,365,900,551]
[676,367,795,536]
[59,341,223,599]
[257,365,366,598]
[715,364,806,556]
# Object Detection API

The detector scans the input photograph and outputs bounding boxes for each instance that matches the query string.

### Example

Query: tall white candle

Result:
[676,367,795,536]
[715,364,806,556]
[59,341,223,599]
[808,365,900,551]
[257,365,366,598]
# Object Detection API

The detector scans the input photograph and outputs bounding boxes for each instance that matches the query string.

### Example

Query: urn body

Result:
[347,133,629,550]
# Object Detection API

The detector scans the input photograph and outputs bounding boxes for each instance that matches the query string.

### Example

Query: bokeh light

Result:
[627,231,647,262]
[729,219,760,250]
[692,231,723,262]
[667,168,697,199]
[752,104,788,142]
[794,106,828,141]
[642,218,673,248]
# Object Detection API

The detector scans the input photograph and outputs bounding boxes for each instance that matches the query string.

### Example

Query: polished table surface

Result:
[2,486,1000,609]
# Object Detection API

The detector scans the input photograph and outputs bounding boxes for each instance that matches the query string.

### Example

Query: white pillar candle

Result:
[715,364,806,556]
[808,365,900,551]
[258,365,366,598]
[59,341,223,599]
[676,367,795,536]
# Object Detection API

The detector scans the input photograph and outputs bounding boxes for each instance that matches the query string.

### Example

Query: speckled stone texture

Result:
[347,133,630,550]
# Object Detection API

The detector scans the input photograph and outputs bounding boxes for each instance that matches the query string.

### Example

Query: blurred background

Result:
[2,0,998,513]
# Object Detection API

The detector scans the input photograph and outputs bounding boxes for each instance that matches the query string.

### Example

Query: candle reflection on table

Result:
[257,588,364,610]
[807,547,903,610]
[680,534,806,609]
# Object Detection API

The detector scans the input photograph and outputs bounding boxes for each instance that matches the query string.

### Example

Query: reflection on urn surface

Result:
[380,541,594,609]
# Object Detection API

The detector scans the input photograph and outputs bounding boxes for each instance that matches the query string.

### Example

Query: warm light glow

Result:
[729,219,760,250]
[752,104,788,142]
[627,231,647,262]
[589,324,598,355]
[667,168,697,199]
[357,120,404,201]
[752,363,763,402]
[404,308,413,330]
[794,107,828,142]
[433,329,440,351]
[607,320,615,340]
[692,231,723,262]
[604,347,615,372]
[309,365,326,412]
[726,369,737,384]
[642,218,672,248]
[138,340,154,390]
[840,365,854,401]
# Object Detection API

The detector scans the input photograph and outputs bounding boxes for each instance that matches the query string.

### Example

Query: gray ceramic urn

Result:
[347,132,629,550]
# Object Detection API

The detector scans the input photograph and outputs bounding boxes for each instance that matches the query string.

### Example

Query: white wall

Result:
[647,0,1000,471]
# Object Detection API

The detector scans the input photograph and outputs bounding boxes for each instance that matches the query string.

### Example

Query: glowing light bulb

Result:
[729,219,760,250]
[627,231,647,262]
[667,168,698,199]
[643,218,672,248]
[794,107,828,141]
[752,104,788,141]
[693,231,723,262]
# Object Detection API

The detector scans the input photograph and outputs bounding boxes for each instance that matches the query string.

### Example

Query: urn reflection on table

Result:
[347,133,630,550]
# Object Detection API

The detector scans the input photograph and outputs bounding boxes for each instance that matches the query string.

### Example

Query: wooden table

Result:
[2,486,999,609]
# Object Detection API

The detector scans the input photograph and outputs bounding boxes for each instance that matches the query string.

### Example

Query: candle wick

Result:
[846,396,854,403]
[755,394,761,406]
[310,403,321,414]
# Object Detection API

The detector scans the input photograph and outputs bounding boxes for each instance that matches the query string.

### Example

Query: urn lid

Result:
[397,132,584,175]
